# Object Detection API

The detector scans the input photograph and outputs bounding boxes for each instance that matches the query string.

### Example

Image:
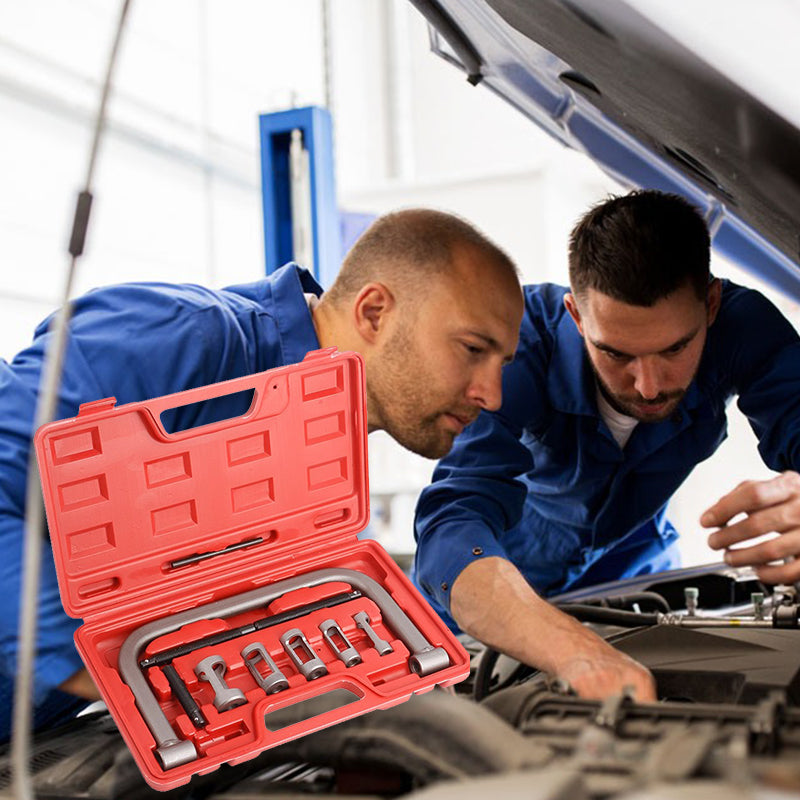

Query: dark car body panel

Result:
[411,0,800,298]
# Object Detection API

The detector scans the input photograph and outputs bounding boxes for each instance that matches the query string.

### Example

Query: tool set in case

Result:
[35,348,470,791]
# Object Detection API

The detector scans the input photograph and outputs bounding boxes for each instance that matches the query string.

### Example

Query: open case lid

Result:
[35,348,369,620]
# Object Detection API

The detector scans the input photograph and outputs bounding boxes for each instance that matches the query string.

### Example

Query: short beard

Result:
[367,324,456,459]
[385,413,456,459]
[595,371,685,423]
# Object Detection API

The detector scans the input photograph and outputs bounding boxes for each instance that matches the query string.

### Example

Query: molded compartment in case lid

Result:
[35,348,368,619]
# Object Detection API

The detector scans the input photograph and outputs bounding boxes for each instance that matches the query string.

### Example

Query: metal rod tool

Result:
[139,589,362,669]
[169,537,264,569]
[161,664,207,729]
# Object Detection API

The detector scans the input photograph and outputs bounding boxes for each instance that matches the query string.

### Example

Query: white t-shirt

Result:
[596,387,639,449]
[305,293,320,312]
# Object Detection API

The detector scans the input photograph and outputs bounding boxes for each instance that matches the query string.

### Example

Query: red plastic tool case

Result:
[35,349,469,790]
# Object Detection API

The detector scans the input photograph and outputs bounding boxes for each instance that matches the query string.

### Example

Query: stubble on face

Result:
[593,366,686,422]
[367,319,476,459]
[573,284,714,425]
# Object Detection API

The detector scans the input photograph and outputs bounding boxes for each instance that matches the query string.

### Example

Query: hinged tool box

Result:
[35,348,469,790]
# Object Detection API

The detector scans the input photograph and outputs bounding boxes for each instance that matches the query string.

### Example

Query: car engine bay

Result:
[2,564,798,799]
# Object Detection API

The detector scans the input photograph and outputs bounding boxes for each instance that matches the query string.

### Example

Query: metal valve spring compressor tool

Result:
[140,589,361,729]
[119,567,451,770]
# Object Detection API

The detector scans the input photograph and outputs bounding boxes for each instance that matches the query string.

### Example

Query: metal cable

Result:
[320,0,333,112]
[11,2,132,796]
[556,604,659,627]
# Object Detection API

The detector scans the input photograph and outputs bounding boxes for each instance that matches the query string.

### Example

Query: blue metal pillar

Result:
[259,106,341,287]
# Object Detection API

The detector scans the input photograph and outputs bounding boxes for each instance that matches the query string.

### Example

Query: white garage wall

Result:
[0,0,326,356]
[1,1,796,571]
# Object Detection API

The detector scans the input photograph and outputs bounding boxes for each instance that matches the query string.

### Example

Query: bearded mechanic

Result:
[414,190,800,700]
[0,207,523,741]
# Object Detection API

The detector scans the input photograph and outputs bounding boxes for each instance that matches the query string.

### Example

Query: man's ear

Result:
[706,277,722,326]
[563,292,585,336]
[353,282,395,344]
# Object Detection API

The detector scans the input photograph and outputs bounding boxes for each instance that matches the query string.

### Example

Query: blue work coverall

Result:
[414,280,800,631]
[0,263,322,741]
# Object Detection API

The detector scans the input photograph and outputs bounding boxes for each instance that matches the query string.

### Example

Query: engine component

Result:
[684,586,699,616]
[752,592,766,620]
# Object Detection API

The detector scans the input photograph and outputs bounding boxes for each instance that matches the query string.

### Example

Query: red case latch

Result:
[78,396,117,416]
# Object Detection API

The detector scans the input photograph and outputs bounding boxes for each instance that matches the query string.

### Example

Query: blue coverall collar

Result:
[268,263,324,366]
[547,312,598,416]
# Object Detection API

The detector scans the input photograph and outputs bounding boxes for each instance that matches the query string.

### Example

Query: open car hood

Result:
[410,0,800,299]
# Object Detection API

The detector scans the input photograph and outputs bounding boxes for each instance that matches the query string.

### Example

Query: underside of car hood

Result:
[409,0,800,299]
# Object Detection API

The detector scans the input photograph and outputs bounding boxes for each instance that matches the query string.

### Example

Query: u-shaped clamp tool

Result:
[118,568,450,770]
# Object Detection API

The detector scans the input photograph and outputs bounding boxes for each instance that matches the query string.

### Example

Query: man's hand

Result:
[550,622,656,701]
[450,556,656,702]
[702,470,800,584]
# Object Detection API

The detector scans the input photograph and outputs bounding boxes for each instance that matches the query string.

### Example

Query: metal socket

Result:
[241,642,290,694]
[194,654,247,712]
[280,628,328,680]
[319,618,362,667]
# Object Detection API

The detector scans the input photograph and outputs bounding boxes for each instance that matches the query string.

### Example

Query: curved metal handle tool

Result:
[118,567,450,770]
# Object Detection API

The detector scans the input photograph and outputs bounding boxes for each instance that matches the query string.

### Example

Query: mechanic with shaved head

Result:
[415,190,800,700]
[0,207,523,741]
